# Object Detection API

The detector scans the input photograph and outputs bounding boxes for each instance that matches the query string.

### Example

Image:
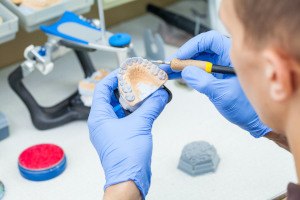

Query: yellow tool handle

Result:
[170,58,213,73]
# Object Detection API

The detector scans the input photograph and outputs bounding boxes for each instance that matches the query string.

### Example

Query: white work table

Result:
[0,2,297,200]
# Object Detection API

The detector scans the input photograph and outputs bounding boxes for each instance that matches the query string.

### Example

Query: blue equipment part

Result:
[40,11,101,45]
[38,46,47,56]
[40,11,129,53]
[18,156,67,181]
[109,33,131,47]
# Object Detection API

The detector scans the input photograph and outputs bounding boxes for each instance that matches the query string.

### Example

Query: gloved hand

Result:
[88,70,169,199]
[161,30,271,138]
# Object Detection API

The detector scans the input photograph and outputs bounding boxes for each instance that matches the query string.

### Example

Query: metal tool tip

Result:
[151,60,170,65]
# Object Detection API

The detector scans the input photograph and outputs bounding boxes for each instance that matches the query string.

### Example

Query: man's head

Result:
[220,0,300,134]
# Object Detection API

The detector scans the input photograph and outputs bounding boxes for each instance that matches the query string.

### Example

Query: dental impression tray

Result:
[118,57,168,112]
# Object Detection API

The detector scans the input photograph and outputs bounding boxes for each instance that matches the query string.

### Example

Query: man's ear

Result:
[263,48,293,101]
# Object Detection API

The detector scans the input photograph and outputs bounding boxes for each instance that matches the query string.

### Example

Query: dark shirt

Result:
[288,183,300,200]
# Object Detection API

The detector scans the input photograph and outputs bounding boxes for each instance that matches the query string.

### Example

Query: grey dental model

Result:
[178,141,220,176]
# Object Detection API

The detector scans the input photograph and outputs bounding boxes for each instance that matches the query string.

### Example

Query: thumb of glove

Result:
[182,66,216,98]
[132,89,169,123]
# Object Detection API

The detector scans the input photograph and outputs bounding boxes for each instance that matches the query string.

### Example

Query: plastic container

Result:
[2,0,94,32]
[0,3,18,44]
[18,144,67,181]
[0,112,9,141]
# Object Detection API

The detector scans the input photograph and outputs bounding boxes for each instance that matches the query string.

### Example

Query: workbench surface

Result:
[0,2,296,200]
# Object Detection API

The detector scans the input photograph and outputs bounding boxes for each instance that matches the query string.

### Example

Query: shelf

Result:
[2,0,94,32]
[0,3,18,44]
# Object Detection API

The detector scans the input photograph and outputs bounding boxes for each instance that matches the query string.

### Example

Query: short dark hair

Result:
[233,0,300,62]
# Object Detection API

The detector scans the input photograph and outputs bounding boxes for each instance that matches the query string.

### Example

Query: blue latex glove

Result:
[161,31,271,137]
[88,70,169,199]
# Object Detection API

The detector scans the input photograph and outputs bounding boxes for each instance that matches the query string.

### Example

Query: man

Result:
[88,0,300,199]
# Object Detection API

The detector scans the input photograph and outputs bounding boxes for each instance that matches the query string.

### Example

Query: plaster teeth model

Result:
[120,63,127,70]
[11,0,23,5]
[118,57,168,112]
[158,70,167,80]
[78,69,109,107]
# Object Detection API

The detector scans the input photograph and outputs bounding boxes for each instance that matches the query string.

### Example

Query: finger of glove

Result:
[132,88,169,124]
[160,31,229,78]
[159,51,185,75]
[88,70,119,126]
[167,71,182,80]
[182,66,217,98]
[159,63,182,80]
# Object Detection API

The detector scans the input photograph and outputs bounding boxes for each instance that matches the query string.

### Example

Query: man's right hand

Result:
[161,31,271,138]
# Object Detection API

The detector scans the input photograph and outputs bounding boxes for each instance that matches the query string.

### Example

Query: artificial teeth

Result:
[131,57,138,63]
[125,93,135,102]
[158,70,166,80]
[142,61,148,67]
[120,63,127,70]
[126,59,134,66]
[122,84,132,93]
[147,64,153,69]
[152,66,160,75]
[117,57,168,112]
[119,69,125,75]
[119,76,125,86]
[119,80,125,86]
[136,58,143,64]
[117,73,122,79]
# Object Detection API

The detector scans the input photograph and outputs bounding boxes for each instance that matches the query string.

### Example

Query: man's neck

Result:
[286,99,300,182]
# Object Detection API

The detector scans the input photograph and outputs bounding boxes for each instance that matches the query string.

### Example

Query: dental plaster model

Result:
[78,69,109,107]
[11,0,23,5]
[178,141,220,176]
[118,57,168,112]
[12,0,61,10]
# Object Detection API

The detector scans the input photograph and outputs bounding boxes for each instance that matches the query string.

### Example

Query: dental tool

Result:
[151,59,236,75]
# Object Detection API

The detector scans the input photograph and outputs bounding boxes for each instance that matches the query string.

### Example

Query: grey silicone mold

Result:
[0,3,18,44]
[178,141,220,176]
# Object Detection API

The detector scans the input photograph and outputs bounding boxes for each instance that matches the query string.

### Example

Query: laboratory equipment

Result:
[8,1,166,130]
